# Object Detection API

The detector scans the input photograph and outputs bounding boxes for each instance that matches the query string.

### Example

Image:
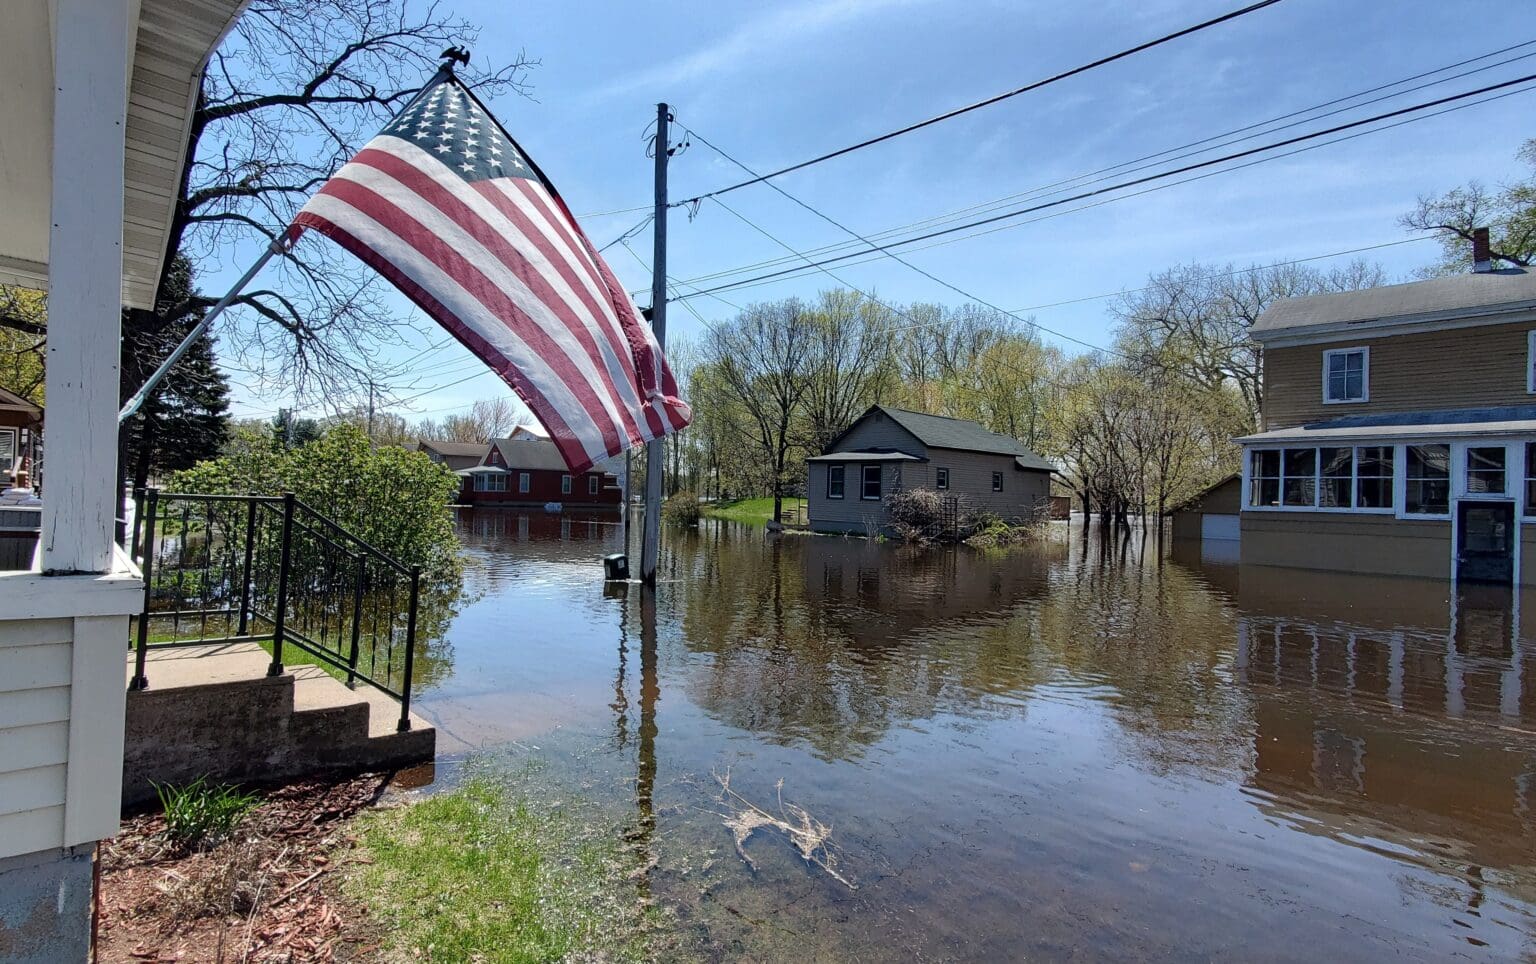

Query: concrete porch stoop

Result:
[121,642,434,808]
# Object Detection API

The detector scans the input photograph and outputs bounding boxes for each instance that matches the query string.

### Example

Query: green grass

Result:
[346,776,675,962]
[702,497,807,526]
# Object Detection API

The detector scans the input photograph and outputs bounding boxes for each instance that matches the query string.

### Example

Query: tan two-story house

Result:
[1237,263,1536,584]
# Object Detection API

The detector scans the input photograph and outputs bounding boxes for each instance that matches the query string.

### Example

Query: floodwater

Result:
[411,508,1536,962]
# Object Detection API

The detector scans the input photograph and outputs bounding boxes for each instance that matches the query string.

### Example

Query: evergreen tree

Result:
[119,255,232,490]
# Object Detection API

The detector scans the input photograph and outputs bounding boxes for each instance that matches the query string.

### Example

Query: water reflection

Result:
[418,511,1536,960]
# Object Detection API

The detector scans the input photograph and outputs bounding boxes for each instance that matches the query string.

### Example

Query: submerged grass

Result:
[345,774,678,962]
[703,497,806,527]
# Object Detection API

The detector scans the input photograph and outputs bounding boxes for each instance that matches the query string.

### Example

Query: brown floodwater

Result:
[413,508,1536,961]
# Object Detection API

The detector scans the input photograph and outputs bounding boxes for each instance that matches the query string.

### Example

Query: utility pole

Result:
[640,103,669,584]
[366,379,376,438]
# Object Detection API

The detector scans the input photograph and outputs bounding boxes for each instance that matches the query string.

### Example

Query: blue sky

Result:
[221,0,1536,423]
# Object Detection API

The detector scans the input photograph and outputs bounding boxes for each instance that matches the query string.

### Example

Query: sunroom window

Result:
[1282,449,1316,506]
[1249,450,1280,506]
[1465,446,1506,495]
[1525,443,1536,516]
[1355,447,1394,508]
[1319,447,1352,507]
[1250,445,1394,510]
[1405,444,1450,515]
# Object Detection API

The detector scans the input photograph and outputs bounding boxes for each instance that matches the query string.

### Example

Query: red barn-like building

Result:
[456,437,622,508]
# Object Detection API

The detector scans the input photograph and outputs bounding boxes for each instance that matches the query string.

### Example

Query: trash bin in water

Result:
[602,553,629,581]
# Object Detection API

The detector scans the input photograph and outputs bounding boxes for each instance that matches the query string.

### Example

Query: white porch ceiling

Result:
[0,0,247,310]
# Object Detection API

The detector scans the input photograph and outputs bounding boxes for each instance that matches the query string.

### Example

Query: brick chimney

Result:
[1472,227,1493,273]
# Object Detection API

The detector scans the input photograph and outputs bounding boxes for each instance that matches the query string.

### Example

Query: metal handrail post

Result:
[268,492,296,677]
[129,488,159,690]
[346,552,364,689]
[236,498,257,637]
[397,565,421,732]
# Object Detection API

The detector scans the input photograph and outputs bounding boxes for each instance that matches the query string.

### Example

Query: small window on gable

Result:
[1323,347,1368,403]
[936,467,949,490]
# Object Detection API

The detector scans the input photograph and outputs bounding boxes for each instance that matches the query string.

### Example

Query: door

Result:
[1455,500,1515,584]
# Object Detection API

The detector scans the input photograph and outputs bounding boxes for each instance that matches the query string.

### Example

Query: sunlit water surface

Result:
[405,508,1536,962]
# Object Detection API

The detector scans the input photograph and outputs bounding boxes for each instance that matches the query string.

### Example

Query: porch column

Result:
[42,0,132,575]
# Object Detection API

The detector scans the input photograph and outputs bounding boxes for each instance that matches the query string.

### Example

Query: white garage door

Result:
[1201,514,1240,542]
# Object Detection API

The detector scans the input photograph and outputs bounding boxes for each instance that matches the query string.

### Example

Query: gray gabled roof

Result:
[1250,268,1536,340]
[864,406,1057,471]
[416,439,492,458]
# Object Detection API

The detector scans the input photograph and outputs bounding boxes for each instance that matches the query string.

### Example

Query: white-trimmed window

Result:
[827,465,845,499]
[1355,446,1394,508]
[1404,444,1450,516]
[561,474,572,495]
[991,471,1004,492]
[0,427,15,477]
[1466,446,1507,495]
[1524,443,1536,516]
[518,471,531,494]
[1248,445,1394,511]
[474,472,507,492]
[1322,347,1369,403]
[588,475,599,495]
[936,467,949,490]
[861,465,882,500]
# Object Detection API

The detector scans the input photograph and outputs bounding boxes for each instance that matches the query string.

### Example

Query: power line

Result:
[672,72,1536,301]
[673,0,1287,207]
[598,213,655,254]
[664,40,1536,290]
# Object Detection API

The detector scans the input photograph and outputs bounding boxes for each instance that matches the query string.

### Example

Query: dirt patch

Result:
[97,773,392,963]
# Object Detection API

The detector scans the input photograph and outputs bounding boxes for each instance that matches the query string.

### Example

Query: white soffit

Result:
[0,0,247,309]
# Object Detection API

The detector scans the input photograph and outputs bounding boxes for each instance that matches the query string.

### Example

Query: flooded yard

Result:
[411,508,1535,961]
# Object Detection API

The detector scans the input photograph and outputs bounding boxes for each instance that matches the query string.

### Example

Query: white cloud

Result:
[581,0,931,102]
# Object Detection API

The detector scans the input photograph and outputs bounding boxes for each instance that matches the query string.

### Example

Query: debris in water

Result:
[710,768,857,889]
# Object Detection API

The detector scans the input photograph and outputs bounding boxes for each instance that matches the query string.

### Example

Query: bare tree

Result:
[146,0,535,409]
[704,300,818,523]
[1402,137,1536,272]
[800,291,896,453]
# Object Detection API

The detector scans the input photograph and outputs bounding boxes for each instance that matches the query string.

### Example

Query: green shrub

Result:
[167,424,463,586]
[155,776,258,849]
[662,491,702,526]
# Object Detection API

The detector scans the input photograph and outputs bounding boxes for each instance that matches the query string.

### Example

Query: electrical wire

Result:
[664,40,1536,289]
[672,0,1287,206]
[671,72,1536,301]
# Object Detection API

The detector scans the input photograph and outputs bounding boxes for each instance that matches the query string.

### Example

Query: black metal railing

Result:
[125,488,422,731]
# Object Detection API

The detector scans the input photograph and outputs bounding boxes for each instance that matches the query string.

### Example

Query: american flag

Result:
[288,71,691,473]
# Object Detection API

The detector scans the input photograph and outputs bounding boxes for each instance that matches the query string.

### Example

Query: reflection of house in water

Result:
[1233,566,1534,868]
[796,537,1061,650]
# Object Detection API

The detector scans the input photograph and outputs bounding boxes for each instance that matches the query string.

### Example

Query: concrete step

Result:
[123,642,435,808]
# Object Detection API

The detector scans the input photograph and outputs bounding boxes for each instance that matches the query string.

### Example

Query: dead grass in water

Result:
[709,768,857,890]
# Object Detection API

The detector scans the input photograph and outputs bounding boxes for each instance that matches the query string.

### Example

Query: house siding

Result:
[1240,512,1451,579]
[806,461,908,534]
[1262,321,1535,430]
[921,448,1050,521]
[458,469,620,507]
[832,410,926,454]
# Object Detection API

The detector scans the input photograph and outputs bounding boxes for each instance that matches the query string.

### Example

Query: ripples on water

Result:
[413,508,1536,962]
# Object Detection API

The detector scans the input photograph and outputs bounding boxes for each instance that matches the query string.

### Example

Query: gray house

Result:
[806,405,1056,535]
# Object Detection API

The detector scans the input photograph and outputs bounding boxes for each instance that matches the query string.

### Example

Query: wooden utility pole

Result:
[640,103,669,584]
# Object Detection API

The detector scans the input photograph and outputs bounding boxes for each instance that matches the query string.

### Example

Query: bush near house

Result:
[663,491,703,526]
[887,489,1044,547]
[167,423,463,585]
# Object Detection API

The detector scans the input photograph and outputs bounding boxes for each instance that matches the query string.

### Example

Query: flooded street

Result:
[413,509,1536,961]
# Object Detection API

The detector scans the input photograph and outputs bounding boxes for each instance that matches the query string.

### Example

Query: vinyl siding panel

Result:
[806,461,906,534]
[1263,322,1535,430]
[1240,512,1450,579]
[832,411,926,454]
[923,449,1051,521]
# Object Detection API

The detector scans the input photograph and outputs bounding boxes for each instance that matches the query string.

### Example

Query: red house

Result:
[456,437,623,508]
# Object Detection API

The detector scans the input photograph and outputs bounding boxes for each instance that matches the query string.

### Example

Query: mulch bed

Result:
[97,773,393,963]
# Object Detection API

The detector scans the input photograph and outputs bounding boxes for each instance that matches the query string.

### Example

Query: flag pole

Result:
[119,238,284,423]
[639,103,669,584]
